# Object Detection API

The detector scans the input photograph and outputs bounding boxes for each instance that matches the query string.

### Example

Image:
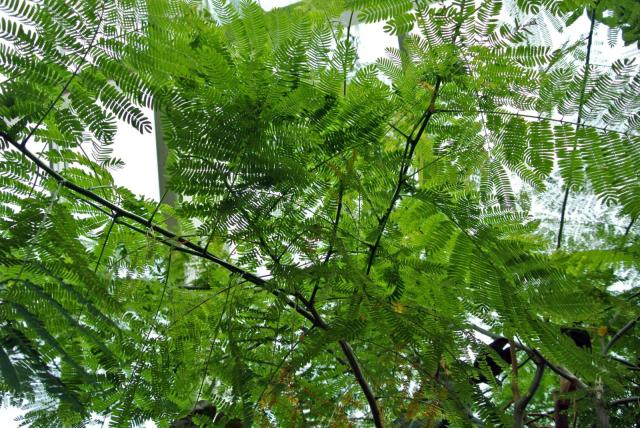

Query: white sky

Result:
[2,0,638,426]
[110,108,159,199]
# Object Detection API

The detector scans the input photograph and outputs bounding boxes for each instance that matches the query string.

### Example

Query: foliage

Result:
[597,0,640,47]
[0,0,638,427]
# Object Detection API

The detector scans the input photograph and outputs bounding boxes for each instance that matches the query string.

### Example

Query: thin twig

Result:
[557,8,597,250]
[20,2,106,148]
[436,109,635,137]
[94,216,117,272]
[196,283,232,403]
[365,77,442,275]
[120,249,172,420]
[624,215,637,237]
[310,182,344,305]
[149,189,169,224]
[343,10,354,97]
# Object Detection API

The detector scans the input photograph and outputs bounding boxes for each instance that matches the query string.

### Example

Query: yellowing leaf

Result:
[392,302,405,313]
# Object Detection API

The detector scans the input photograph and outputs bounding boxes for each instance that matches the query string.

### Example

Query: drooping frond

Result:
[0,0,638,427]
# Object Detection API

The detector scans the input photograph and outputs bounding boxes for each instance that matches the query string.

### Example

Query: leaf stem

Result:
[557,7,597,250]
[436,109,633,136]
[94,216,117,272]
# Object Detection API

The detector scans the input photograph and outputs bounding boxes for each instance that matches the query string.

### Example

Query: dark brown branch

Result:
[603,315,640,355]
[1,131,318,326]
[149,189,169,224]
[609,396,639,407]
[609,355,639,370]
[389,123,410,140]
[557,188,571,249]
[513,359,545,428]
[178,285,211,291]
[624,215,637,237]
[339,340,383,427]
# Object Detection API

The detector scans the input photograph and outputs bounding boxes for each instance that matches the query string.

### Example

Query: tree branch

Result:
[624,215,637,237]
[339,340,383,428]
[310,182,345,305]
[94,216,117,272]
[436,109,635,137]
[365,77,441,275]
[1,131,318,326]
[513,359,545,428]
[609,396,640,407]
[603,315,640,356]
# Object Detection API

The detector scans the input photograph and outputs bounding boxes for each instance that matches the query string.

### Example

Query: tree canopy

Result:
[0,0,639,427]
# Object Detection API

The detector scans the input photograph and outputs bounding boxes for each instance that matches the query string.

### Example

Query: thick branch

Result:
[513,360,545,428]
[339,340,383,427]
[609,396,640,407]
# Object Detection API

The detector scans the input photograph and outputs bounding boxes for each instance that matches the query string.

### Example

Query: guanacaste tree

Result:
[0,0,638,427]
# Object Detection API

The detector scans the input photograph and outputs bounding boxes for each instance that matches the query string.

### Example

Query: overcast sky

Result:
[2,0,638,425]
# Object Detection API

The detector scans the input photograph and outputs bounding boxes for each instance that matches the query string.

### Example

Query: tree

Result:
[0,0,638,427]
